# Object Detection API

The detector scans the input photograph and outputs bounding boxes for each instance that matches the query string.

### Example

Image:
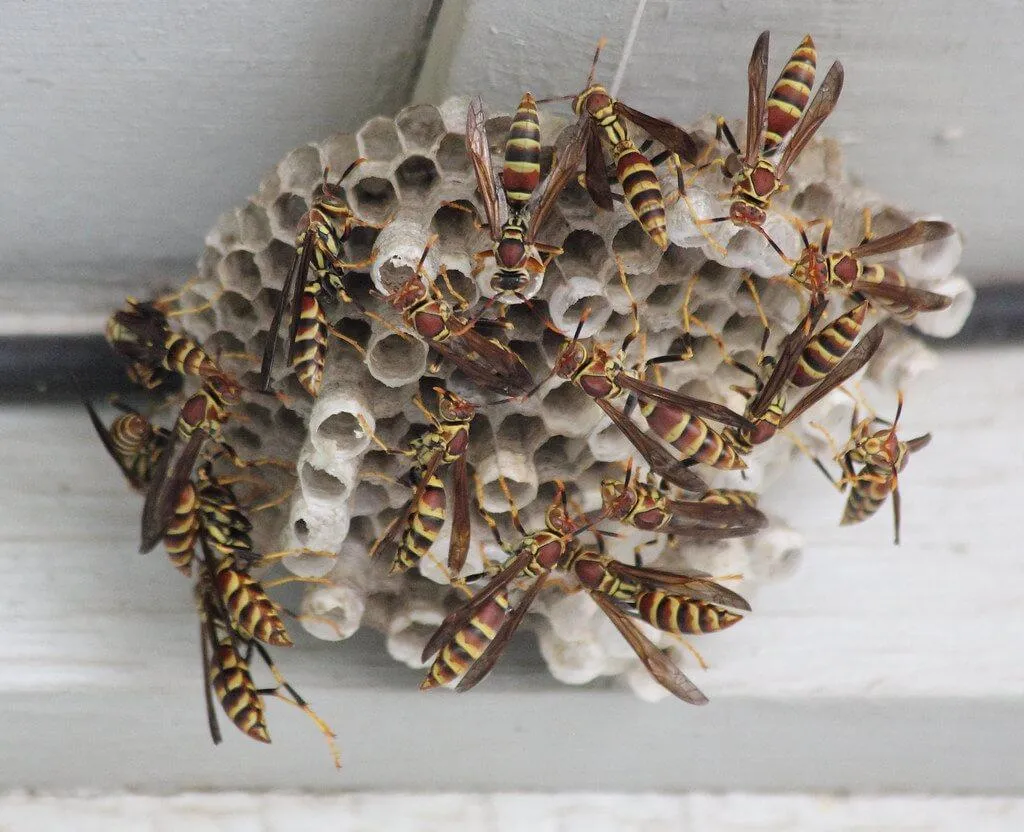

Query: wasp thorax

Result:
[496,238,527,270]
[553,341,588,378]
[600,479,636,519]
[574,85,612,117]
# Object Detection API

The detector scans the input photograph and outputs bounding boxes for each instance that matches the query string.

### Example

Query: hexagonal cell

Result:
[269,193,308,240]
[236,202,273,250]
[217,250,262,300]
[396,104,446,152]
[436,132,471,175]
[790,182,837,220]
[495,413,545,451]
[198,245,222,281]
[556,229,608,277]
[214,290,257,331]
[611,220,662,272]
[394,155,439,202]
[431,202,478,244]
[357,116,402,162]
[278,145,324,194]
[483,114,512,151]
[321,134,362,178]
[338,224,377,267]
[349,176,397,223]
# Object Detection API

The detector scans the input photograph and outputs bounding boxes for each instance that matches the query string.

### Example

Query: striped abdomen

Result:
[855,264,917,322]
[214,560,292,647]
[163,482,200,576]
[635,590,743,635]
[791,303,867,387]
[502,92,541,208]
[291,286,328,397]
[613,143,668,250]
[567,552,642,602]
[163,332,219,379]
[725,398,786,454]
[390,474,446,575]
[209,639,270,743]
[110,413,167,487]
[763,35,817,155]
[701,489,760,509]
[421,590,511,689]
[639,398,746,470]
[840,463,892,527]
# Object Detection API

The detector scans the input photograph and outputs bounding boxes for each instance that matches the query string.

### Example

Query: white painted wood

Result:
[0,0,435,330]
[0,346,1019,791]
[419,0,1020,284]
[3,792,1024,830]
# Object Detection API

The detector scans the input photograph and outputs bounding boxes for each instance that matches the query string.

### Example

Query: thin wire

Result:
[609,0,649,98]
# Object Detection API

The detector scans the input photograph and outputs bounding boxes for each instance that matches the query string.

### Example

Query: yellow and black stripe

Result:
[420,591,511,689]
[792,303,867,388]
[639,398,746,470]
[763,35,817,155]
[700,489,760,509]
[290,286,329,397]
[209,638,271,743]
[635,590,743,635]
[840,464,891,527]
[163,481,200,576]
[614,145,668,250]
[214,560,293,647]
[502,92,542,208]
[389,474,446,575]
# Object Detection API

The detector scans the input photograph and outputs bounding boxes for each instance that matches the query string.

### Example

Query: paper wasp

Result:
[363,387,477,575]
[464,95,586,300]
[707,31,844,259]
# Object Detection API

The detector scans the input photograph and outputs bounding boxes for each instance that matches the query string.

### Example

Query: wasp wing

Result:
[775,60,844,180]
[614,101,701,164]
[583,120,615,211]
[618,374,754,430]
[779,322,884,430]
[590,591,709,705]
[447,455,471,574]
[140,429,205,553]
[465,96,504,237]
[595,399,708,493]
[849,220,956,260]
[744,30,771,166]
[455,573,549,692]
[525,121,587,241]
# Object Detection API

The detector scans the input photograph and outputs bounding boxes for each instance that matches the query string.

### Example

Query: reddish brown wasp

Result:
[707,31,844,259]
[106,294,222,392]
[543,39,701,250]
[139,373,245,553]
[790,217,955,325]
[363,387,477,575]
[194,573,340,767]
[259,160,383,397]
[718,297,885,455]
[560,548,751,704]
[83,398,170,493]
[383,261,534,396]
[836,392,931,545]
[547,271,752,490]
[598,466,767,543]
[464,96,587,300]
[420,483,601,692]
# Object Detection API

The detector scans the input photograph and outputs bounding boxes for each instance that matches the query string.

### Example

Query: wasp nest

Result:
[173,97,971,701]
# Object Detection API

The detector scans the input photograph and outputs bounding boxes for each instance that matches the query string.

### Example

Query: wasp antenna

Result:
[336,156,368,183]
[416,236,440,275]
[586,37,608,88]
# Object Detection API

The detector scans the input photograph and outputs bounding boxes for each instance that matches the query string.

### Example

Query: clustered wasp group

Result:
[91,32,953,764]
